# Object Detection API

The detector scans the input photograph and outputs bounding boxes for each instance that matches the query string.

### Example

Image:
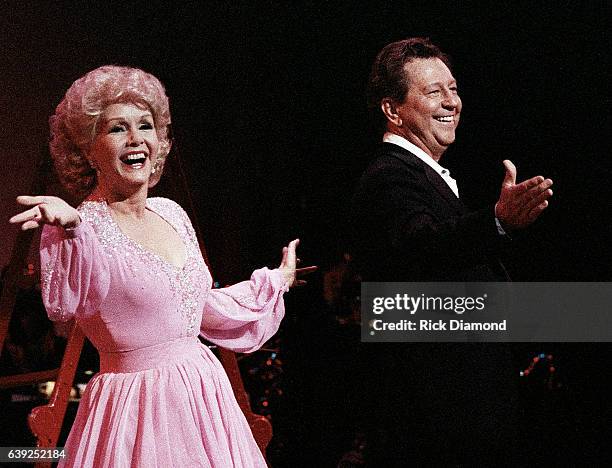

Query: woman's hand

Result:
[278,239,318,288]
[9,196,80,230]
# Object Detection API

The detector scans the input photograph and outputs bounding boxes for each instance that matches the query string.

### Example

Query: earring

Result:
[151,156,165,175]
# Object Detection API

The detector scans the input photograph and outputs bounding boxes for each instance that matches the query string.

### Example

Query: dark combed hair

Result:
[367,37,452,109]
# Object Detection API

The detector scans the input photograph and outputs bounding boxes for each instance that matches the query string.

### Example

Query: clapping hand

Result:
[495,160,553,231]
[278,239,318,288]
[9,196,80,230]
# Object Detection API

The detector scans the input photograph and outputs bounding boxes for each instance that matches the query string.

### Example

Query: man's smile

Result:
[434,115,455,123]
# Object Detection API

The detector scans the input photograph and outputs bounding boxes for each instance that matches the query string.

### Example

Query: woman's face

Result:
[88,102,159,195]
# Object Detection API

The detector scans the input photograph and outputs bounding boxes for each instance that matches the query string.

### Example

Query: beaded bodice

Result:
[41,196,286,357]
[74,198,211,351]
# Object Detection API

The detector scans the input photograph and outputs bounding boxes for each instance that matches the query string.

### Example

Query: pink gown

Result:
[40,197,288,467]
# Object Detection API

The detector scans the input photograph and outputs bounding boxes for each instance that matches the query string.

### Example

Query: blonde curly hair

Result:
[49,65,171,197]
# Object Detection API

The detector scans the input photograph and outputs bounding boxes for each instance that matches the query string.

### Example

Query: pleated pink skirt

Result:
[59,336,267,468]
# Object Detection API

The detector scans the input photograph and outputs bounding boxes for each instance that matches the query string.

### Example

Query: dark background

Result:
[1,1,610,465]
[2,1,610,280]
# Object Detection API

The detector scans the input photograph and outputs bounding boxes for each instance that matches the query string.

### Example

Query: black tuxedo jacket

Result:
[350,143,517,464]
[351,142,509,281]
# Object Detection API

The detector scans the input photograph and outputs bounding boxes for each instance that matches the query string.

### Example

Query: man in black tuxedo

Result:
[351,38,554,464]
[352,38,553,282]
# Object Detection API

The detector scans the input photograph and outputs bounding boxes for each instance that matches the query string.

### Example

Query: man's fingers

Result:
[510,184,552,227]
[496,161,554,230]
[501,160,517,187]
[517,179,552,207]
[525,200,549,224]
[513,176,545,195]
[524,187,553,212]
[540,178,553,190]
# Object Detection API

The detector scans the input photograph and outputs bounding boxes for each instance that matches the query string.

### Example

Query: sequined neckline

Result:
[99,199,189,271]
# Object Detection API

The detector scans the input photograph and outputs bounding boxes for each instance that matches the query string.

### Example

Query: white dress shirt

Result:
[383,132,507,235]
[383,132,459,198]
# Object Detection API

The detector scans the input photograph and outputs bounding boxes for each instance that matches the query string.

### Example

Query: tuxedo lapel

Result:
[384,143,465,214]
[423,164,466,214]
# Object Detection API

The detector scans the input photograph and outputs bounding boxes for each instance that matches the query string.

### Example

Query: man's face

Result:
[394,58,462,160]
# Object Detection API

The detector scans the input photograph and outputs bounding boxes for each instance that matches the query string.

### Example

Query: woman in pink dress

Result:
[10,65,312,467]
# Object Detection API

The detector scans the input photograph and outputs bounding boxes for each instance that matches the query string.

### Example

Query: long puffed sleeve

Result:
[200,267,289,353]
[40,221,110,322]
